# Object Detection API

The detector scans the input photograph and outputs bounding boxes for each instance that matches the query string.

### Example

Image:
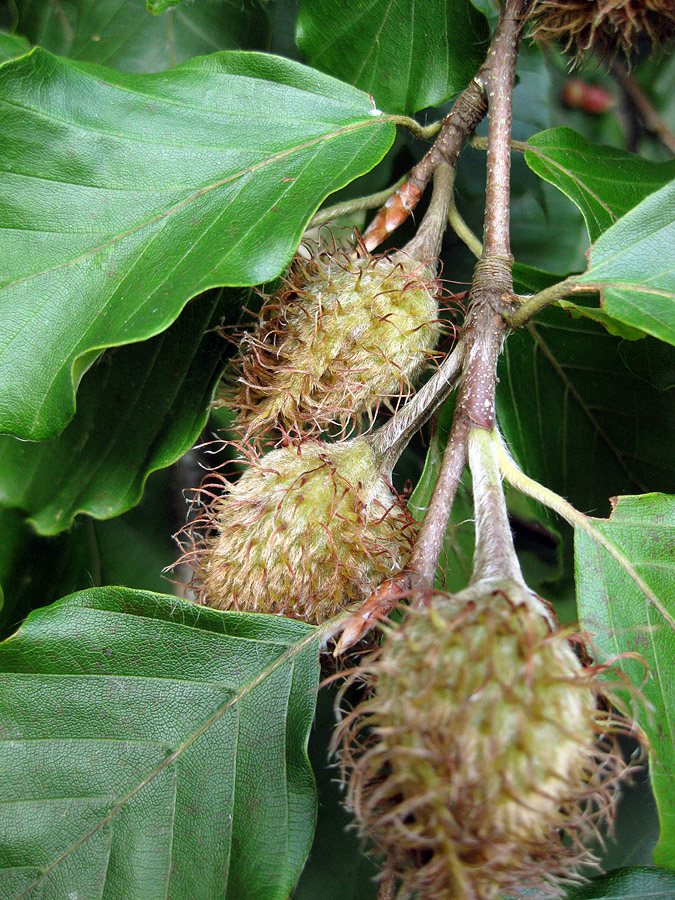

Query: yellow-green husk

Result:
[338,583,624,899]
[231,249,441,437]
[197,438,413,625]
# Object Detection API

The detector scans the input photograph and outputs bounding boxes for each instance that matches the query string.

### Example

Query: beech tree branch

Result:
[405,0,530,591]
[406,413,471,590]
[479,1,523,260]
[361,79,488,252]
[612,60,675,155]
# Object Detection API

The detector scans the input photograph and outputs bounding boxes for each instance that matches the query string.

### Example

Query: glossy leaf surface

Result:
[525,127,675,241]
[0,48,395,439]
[0,289,232,534]
[575,495,675,867]
[558,298,648,342]
[148,0,183,12]
[15,0,265,72]
[0,588,319,898]
[576,180,675,348]
[296,0,489,115]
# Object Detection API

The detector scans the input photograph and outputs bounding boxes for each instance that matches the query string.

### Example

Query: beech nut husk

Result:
[227,245,442,439]
[192,437,414,625]
[336,581,630,900]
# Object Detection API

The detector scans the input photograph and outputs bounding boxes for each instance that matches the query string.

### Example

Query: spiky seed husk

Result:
[337,582,627,900]
[195,438,414,625]
[526,0,675,63]
[229,247,442,438]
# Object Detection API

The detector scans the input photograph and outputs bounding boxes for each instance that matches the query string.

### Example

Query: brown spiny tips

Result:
[228,246,442,440]
[526,0,675,63]
[336,581,630,900]
[193,438,414,625]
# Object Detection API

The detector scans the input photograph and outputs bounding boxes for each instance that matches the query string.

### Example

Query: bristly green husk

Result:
[228,247,442,440]
[337,582,628,900]
[526,0,675,63]
[195,438,414,625]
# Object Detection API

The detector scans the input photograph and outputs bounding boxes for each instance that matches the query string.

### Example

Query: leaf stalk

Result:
[507,277,596,327]
[493,430,675,630]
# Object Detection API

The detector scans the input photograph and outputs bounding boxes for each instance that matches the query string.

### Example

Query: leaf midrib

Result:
[526,144,615,223]
[9,621,316,900]
[0,117,385,295]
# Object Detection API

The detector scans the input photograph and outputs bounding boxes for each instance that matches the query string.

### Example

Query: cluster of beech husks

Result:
[183,15,641,885]
[184,220,630,899]
[189,228,444,624]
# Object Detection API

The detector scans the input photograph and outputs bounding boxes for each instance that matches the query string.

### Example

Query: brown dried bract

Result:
[527,0,675,63]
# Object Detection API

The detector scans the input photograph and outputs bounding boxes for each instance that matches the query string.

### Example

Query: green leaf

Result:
[89,470,176,594]
[524,127,675,242]
[0,31,31,63]
[618,338,675,392]
[296,0,489,116]
[512,261,559,294]
[575,180,675,348]
[0,48,395,440]
[558,299,648,341]
[0,588,319,898]
[293,686,378,900]
[452,53,588,280]
[0,464,179,639]
[575,495,675,868]
[148,0,182,12]
[15,0,267,72]
[0,471,175,638]
[497,307,675,520]
[0,288,232,534]
[0,508,33,633]
[565,867,675,898]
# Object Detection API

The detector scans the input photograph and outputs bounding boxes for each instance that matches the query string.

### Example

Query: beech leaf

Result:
[0,289,233,535]
[575,180,675,349]
[148,0,183,12]
[575,494,675,868]
[14,0,266,72]
[564,866,675,898]
[497,306,675,521]
[296,0,489,116]
[0,48,395,440]
[524,127,675,242]
[0,31,30,63]
[0,588,320,899]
